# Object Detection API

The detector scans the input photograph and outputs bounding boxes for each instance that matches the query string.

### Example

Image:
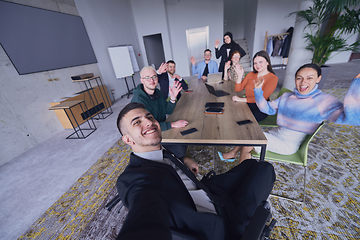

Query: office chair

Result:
[257,87,292,127]
[252,122,325,203]
[106,194,276,240]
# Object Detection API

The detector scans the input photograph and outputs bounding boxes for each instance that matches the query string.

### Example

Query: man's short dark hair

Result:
[204,49,211,53]
[166,60,176,65]
[116,102,146,135]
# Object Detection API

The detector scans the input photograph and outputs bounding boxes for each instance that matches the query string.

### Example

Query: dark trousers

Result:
[162,144,188,159]
[247,102,268,122]
[202,159,275,239]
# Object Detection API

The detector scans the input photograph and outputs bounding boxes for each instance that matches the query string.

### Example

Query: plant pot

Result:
[318,65,331,89]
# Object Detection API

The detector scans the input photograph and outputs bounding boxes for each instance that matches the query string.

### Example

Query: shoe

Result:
[218,151,236,162]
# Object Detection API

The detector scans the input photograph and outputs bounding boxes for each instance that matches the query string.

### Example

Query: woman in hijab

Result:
[215,32,246,78]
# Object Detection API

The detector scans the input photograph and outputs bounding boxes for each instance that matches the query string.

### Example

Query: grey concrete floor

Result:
[0,60,359,240]
[0,96,131,240]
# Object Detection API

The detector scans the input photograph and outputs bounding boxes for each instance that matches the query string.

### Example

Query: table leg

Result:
[259,144,267,162]
[65,108,85,139]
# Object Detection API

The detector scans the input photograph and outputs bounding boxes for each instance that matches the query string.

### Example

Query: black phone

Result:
[205,102,224,108]
[180,128,198,136]
[205,107,223,114]
[237,120,252,125]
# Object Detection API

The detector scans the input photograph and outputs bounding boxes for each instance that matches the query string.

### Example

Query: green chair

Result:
[252,122,325,203]
[257,87,292,127]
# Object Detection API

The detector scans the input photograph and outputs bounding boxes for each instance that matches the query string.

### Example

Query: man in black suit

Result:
[157,60,188,100]
[116,102,275,240]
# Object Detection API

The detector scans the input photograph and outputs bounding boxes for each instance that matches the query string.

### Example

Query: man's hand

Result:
[191,56,196,65]
[169,80,182,101]
[171,120,188,128]
[254,77,264,89]
[201,75,207,82]
[215,39,220,49]
[183,157,199,174]
[157,62,168,74]
[356,73,360,78]
[173,74,181,80]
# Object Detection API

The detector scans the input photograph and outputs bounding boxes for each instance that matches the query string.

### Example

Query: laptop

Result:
[207,72,223,83]
[204,83,230,97]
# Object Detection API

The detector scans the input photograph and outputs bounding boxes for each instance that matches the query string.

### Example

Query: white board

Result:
[128,45,139,72]
[108,45,138,79]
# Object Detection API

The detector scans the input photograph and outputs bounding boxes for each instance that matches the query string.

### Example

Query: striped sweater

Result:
[254,78,360,134]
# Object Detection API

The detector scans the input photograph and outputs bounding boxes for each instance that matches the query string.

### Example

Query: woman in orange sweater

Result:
[232,50,278,122]
[218,50,278,161]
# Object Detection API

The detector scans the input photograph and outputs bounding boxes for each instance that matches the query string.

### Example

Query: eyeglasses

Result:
[204,54,211,56]
[142,75,158,80]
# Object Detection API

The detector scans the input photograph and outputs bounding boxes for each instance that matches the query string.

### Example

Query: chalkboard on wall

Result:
[108,45,139,79]
[0,1,97,75]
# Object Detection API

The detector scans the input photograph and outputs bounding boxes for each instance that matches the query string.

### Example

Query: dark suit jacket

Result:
[116,153,225,240]
[158,72,188,100]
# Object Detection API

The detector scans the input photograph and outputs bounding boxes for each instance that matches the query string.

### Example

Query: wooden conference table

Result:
[162,76,267,162]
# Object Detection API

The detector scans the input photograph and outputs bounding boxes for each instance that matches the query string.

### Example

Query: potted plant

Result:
[291,0,360,88]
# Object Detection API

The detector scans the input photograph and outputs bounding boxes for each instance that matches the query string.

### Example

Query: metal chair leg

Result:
[303,166,306,203]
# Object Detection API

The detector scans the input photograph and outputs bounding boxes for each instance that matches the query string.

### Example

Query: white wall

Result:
[254,0,298,65]
[130,0,172,71]
[224,0,246,40]
[0,0,101,166]
[75,0,143,101]
[165,0,223,76]
[244,0,258,58]
[130,0,223,77]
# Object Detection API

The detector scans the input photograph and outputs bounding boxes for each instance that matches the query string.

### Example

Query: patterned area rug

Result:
[18,140,132,240]
[19,88,360,239]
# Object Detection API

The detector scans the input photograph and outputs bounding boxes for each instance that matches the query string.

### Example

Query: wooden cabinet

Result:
[50,85,112,129]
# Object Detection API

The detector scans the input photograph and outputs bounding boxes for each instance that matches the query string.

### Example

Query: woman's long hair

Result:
[252,50,275,74]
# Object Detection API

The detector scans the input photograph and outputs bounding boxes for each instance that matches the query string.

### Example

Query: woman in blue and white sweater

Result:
[220,63,360,163]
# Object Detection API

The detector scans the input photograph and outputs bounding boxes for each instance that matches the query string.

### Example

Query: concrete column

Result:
[282,0,314,90]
